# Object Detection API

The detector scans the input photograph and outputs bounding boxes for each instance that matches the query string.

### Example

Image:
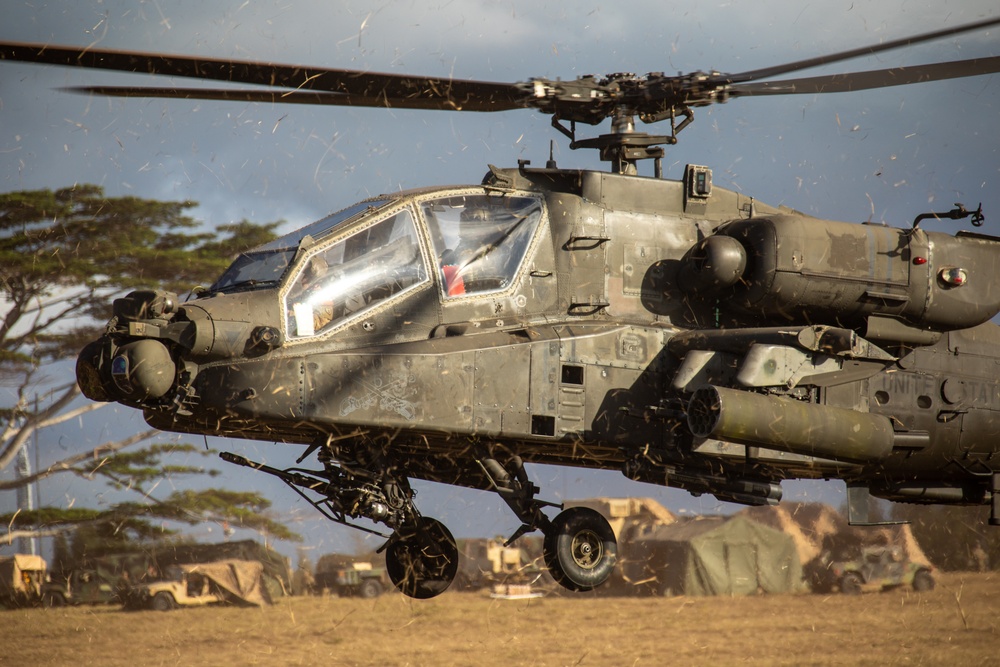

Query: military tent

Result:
[625,515,805,596]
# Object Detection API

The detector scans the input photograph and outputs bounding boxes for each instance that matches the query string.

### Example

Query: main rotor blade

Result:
[62,86,515,112]
[726,55,1000,97]
[0,41,528,111]
[2,16,997,126]
[713,15,1000,86]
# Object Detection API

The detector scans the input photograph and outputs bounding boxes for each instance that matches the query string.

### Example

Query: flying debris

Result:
[3,17,999,598]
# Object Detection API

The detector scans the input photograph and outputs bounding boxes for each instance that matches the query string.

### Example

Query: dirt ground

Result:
[5,571,999,667]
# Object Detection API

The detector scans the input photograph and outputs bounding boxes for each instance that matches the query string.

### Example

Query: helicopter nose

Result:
[76,288,278,410]
[110,339,176,399]
[76,337,177,402]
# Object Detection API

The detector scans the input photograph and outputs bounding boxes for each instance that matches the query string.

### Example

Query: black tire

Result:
[42,592,66,608]
[840,572,863,595]
[385,517,459,600]
[358,579,382,599]
[151,591,175,611]
[912,570,935,592]
[543,506,618,592]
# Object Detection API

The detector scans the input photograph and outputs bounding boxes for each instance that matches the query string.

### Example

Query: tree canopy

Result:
[0,184,277,369]
[0,184,298,551]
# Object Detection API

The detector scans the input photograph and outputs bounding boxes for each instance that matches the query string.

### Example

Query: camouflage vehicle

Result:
[124,560,270,611]
[317,562,387,598]
[0,554,46,608]
[50,540,291,601]
[42,569,121,607]
[826,546,935,594]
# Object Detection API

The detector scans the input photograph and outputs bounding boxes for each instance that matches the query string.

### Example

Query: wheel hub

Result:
[572,531,603,569]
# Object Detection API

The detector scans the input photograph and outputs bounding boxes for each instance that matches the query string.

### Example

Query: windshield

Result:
[285,208,427,339]
[208,199,390,293]
[421,194,543,297]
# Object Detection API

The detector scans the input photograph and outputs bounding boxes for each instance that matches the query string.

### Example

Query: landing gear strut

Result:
[477,449,618,592]
[221,447,618,597]
[220,450,461,599]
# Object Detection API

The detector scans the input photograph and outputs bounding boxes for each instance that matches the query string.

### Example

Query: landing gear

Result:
[220,449,461,599]
[476,449,618,592]
[543,506,618,591]
[221,446,620,598]
[385,517,459,599]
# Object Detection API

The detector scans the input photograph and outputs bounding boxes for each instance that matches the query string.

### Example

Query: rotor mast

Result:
[553,106,695,177]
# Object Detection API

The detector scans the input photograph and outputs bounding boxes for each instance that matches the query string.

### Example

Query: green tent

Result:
[627,515,805,596]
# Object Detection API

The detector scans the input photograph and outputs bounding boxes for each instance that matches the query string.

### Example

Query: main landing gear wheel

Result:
[543,506,618,592]
[385,517,459,599]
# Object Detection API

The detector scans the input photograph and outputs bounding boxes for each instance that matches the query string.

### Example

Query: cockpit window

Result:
[421,194,543,297]
[284,208,426,339]
[209,198,390,294]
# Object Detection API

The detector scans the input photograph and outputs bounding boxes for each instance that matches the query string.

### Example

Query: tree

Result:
[0,184,297,551]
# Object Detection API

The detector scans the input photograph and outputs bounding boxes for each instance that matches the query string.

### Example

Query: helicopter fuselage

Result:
[7,13,993,598]
[77,163,1000,513]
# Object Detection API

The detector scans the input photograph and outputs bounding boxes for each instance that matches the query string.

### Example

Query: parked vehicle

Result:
[321,562,386,598]
[826,546,935,594]
[123,560,270,611]
[0,554,46,608]
[455,538,542,590]
[42,569,121,607]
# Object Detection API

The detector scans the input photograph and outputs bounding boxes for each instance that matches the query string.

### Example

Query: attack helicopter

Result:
[3,17,1000,599]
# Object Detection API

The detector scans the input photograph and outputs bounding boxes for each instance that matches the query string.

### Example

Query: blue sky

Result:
[1,1,998,561]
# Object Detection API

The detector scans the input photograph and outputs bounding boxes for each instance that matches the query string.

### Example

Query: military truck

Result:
[123,560,270,611]
[46,539,290,602]
[825,546,935,594]
[42,569,120,606]
[314,552,389,598]
[455,537,543,590]
[317,561,386,598]
[0,554,46,608]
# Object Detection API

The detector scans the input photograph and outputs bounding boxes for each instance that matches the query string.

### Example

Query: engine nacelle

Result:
[682,215,1000,333]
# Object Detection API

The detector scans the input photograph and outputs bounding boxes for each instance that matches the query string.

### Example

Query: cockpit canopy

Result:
[209,199,392,294]
[285,207,426,338]
[422,194,542,298]
[207,191,545,342]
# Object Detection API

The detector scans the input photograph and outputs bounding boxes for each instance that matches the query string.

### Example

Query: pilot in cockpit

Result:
[439,247,466,296]
[290,255,336,334]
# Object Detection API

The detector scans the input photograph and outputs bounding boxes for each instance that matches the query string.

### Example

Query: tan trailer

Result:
[0,554,46,608]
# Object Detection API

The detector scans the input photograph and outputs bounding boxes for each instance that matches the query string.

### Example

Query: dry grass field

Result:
[5,571,999,667]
